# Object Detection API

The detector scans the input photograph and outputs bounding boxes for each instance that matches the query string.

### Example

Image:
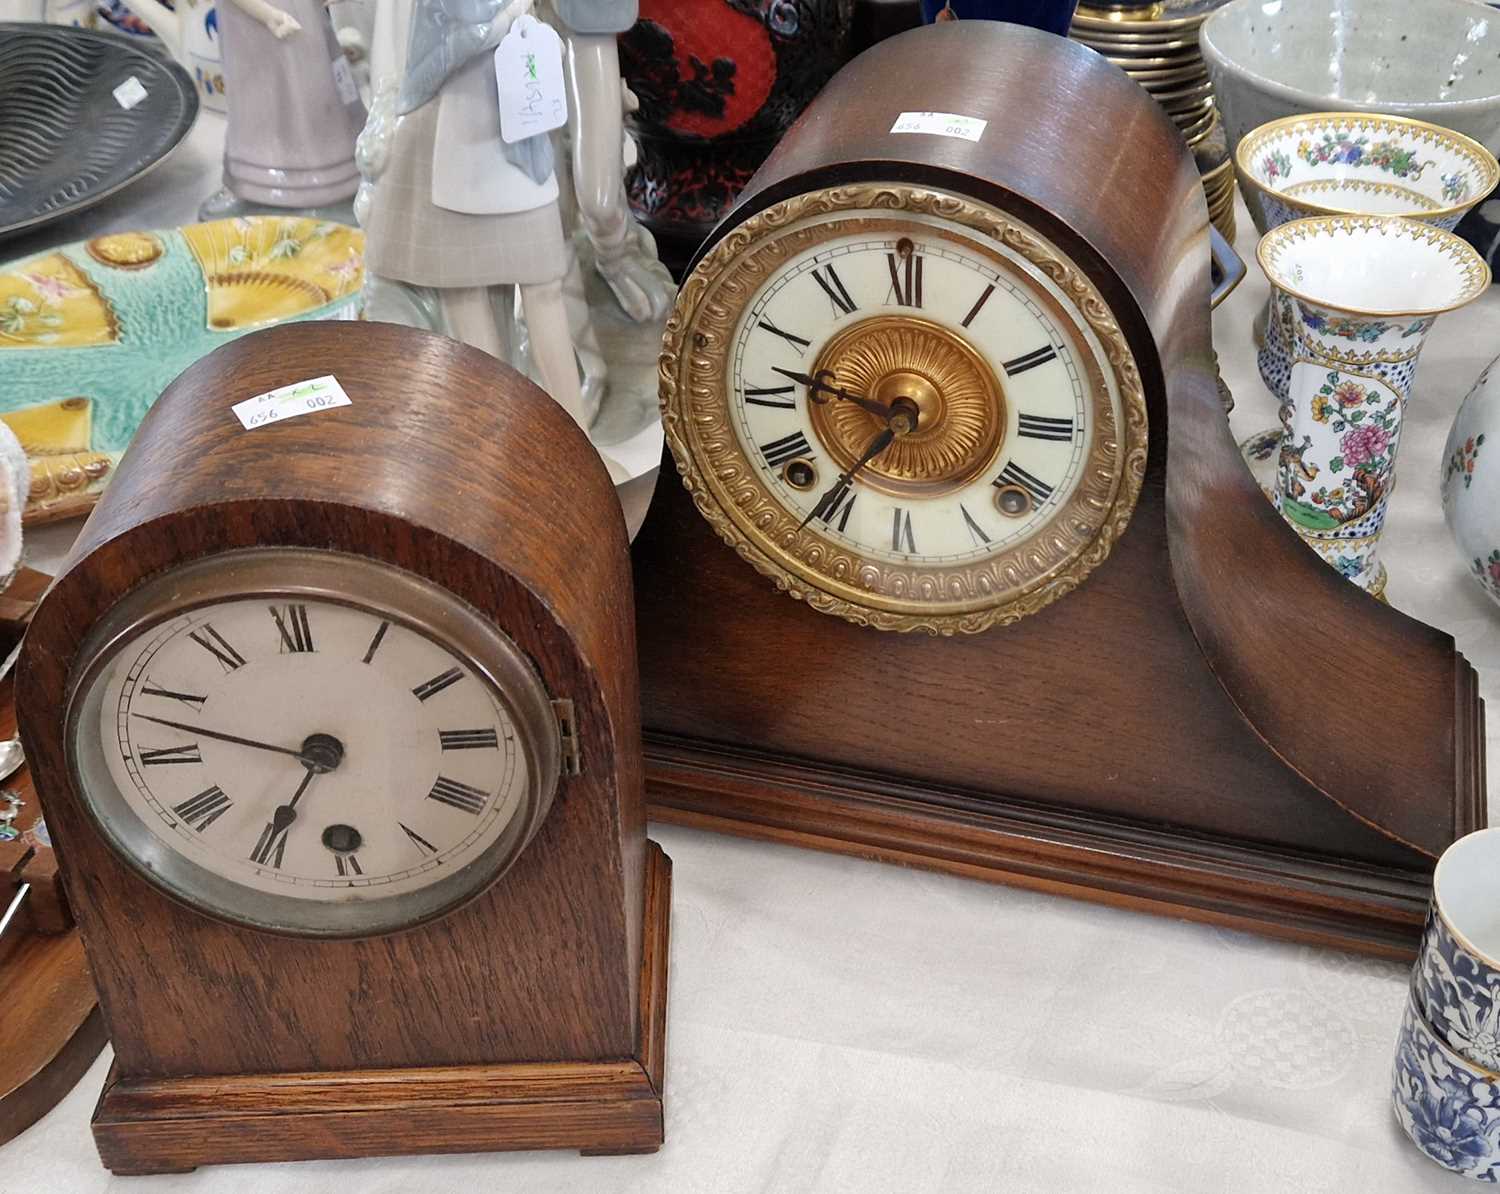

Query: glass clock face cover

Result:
[66,550,559,937]
[663,185,1148,633]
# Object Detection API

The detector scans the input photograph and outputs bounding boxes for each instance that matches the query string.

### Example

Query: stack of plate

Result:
[1069,0,1236,241]
[1194,118,1235,240]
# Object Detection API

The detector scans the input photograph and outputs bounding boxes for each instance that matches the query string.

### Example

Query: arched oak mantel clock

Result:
[18,322,670,1174]
[631,21,1484,958]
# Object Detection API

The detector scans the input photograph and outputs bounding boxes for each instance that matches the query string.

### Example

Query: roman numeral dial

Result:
[717,218,1129,623]
[97,587,533,920]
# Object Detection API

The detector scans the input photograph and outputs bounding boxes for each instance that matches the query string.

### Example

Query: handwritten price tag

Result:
[890,111,987,143]
[494,15,567,145]
[232,375,351,430]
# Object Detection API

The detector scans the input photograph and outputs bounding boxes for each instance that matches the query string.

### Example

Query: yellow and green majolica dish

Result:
[0,215,363,523]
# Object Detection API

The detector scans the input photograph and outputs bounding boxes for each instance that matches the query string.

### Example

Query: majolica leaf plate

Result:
[0,216,364,523]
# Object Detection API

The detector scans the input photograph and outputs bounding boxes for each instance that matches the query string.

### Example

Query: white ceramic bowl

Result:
[1236,112,1500,230]
[1202,0,1500,231]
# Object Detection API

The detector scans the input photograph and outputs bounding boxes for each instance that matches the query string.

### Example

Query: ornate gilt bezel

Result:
[658,184,1149,636]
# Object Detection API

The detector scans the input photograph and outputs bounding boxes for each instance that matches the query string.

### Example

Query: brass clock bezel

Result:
[64,547,562,940]
[660,183,1150,635]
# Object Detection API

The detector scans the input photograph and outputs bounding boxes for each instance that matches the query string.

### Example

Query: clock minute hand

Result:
[132,712,316,766]
[800,426,897,529]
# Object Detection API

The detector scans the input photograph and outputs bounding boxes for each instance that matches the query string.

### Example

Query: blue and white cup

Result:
[1393,988,1500,1179]
[1415,829,1500,1071]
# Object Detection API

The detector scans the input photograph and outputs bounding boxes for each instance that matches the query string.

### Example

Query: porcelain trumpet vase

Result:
[1256,216,1489,594]
[1240,113,1500,404]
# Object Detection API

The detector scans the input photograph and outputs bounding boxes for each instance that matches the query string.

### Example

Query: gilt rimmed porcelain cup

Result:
[1393,987,1500,1180]
[1255,216,1489,593]
[1415,829,1500,1073]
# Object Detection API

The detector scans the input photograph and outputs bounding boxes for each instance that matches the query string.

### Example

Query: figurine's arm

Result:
[224,0,302,38]
[567,33,628,256]
[562,28,672,321]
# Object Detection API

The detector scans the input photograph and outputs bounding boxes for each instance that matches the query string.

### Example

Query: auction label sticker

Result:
[113,75,149,110]
[890,111,987,142]
[233,375,351,429]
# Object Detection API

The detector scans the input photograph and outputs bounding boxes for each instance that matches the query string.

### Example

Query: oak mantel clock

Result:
[632,21,1485,958]
[17,321,670,1174]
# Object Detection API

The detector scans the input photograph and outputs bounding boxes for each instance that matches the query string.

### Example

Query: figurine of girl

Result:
[218,0,368,207]
[359,0,591,429]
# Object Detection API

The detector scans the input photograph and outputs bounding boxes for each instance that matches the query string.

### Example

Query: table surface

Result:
[3,112,1497,1194]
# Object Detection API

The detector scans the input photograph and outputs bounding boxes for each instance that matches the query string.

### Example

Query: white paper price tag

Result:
[890,111,987,143]
[494,15,567,145]
[232,375,351,430]
[331,55,359,105]
[113,75,148,110]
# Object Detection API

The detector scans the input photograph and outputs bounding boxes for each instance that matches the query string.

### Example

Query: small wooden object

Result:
[633,23,1484,958]
[18,321,669,1173]
[0,673,108,1149]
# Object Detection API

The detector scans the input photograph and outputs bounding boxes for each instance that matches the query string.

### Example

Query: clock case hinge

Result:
[551,699,582,777]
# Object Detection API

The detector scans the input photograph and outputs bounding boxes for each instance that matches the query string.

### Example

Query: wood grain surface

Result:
[0,674,106,1146]
[16,320,668,1169]
[635,22,1484,957]
[91,843,672,1173]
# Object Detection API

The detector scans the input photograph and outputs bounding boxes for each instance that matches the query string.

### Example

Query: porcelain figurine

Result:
[0,0,94,23]
[1442,352,1500,609]
[550,0,673,323]
[358,0,594,431]
[117,0,228,112]
[1256,216,1488,596]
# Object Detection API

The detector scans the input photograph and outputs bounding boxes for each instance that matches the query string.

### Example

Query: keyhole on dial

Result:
[322,823,362,853]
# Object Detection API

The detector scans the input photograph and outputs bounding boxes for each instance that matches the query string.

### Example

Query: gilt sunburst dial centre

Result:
[808,315,1006,497]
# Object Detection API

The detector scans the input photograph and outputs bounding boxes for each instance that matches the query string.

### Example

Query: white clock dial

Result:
[96,596,526,899]
[67,550,560,936]
[729,227,1102,568]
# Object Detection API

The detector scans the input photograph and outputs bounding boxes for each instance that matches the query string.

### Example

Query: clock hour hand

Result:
[250,765,317,867]
[132,712,318,767]
[770,367,896,421]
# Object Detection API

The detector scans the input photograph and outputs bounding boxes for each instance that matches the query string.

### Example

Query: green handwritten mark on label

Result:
[526,52,537,80]
[231,374,352,430]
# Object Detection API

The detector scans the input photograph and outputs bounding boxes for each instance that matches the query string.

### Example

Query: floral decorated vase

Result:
[1443,353,1500,608]
[1392,990,1500,1180]
[1237,113,1499,405]
[1256,215,1489,595]
[619,0,854,276]
[109,0,226,114]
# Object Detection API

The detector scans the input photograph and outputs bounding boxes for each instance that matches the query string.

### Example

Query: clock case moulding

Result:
[630,22,1486,960]
[17,322,669,1174]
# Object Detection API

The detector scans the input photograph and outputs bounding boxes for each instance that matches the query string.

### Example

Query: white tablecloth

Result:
[4,113,1497,1193]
